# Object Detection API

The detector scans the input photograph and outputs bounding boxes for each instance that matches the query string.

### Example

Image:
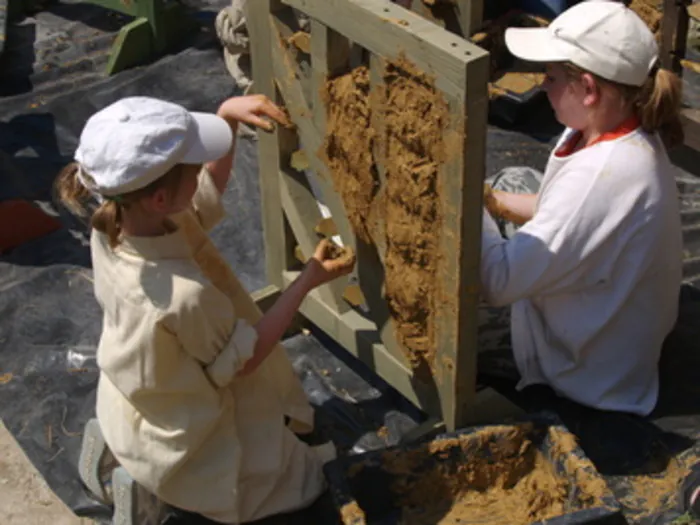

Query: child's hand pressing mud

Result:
[483,183,530,226]
[305,239,356,288]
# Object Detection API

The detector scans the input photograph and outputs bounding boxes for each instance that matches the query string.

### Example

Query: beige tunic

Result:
[92,168,329,523]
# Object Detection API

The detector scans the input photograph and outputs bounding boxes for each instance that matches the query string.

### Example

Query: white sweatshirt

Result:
[480,123,682,416]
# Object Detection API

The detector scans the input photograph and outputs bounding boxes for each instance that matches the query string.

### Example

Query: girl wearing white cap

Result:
[55,94,355,523]
[480,1,684,417]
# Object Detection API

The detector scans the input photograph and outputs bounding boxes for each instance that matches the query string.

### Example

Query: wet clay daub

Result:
[339,501,366,525]
[547,428,609,507]
[287,31,311,54]
[326,241,354,262]
[322,57,448,370]
[628,0,663,40]
[380,57,448,370]
[321,66,379,245]
[353,424,604,525]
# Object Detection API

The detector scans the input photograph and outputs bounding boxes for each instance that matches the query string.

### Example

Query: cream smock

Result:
[480,122,683,416]
[92,168,331,523]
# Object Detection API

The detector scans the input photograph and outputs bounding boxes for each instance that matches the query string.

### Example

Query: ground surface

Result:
[0,422,90,524]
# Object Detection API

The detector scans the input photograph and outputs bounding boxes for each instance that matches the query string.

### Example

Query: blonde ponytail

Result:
[54,162,124,248]
[54,163,92,218]
[91,201,123,249]
[635,67,684,149]
[54,162,192,249]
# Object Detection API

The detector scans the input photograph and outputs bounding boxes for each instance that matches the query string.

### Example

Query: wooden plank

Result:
[283,270,441,415]
[279,166,352,312]
[273,79,349,311]
[105,17,153,75]
[682,108,700,152]
[270,27,323,168]
[407,0,483,37]
[310,19,351,135]
[251,284,281,312]
[674,2,690,74]
[661,0,687,74]
[272,9,314,112]
[457,0,483,36]
[282,0,488,98]
[252,283,306,335]
[432,54,489,430]
[245,0,288,288]
[272,21,357,249]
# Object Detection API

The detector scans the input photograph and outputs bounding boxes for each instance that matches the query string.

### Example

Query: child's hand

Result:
[483,183,501,219]
[217,95,291,132]
[304,239,356,289]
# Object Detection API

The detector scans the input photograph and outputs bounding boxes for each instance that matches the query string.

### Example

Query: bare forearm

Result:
[491,191,538,225]
[239,267,315,375]
[205,114,238,195]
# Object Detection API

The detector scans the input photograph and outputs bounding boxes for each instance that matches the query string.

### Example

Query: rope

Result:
[215,2,250,55]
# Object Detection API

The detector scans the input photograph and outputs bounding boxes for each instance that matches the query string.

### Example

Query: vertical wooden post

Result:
[661,0,690,74]
[434,51,490,431]
[457,0,483,36]
[308,19,357,251]
[245,0,289,289]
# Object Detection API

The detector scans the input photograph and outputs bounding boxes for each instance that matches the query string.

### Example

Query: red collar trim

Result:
[555,116,640,158]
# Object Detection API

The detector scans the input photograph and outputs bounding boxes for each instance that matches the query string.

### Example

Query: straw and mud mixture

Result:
[321,55,449,373]
[341,424,611,525]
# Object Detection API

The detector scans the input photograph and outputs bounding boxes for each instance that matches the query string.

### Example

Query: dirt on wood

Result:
[322,56,448,371]
[287,31,311,54]
[344,424,609,525]
[628,0,663,40]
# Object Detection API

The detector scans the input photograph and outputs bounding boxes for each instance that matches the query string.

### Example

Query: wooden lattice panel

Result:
[246,0,489,430]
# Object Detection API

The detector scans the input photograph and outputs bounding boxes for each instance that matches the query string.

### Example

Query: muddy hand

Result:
[483,183,529,226]
[218,94,291,132]
[306,239,356,288]
[483,183,501,218]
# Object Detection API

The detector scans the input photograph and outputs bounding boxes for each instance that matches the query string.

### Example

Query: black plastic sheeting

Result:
[2,4,700,525]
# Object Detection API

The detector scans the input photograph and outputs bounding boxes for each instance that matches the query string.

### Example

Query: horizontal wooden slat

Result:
[283,270,441,415]
[271,21,358,249]
[282,0,488,98]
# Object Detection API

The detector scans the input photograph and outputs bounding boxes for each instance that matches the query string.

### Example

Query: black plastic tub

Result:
[323,412,626,525]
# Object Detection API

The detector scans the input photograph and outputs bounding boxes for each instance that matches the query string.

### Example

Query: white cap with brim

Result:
[504,0,659,87]
[75,97,233,197]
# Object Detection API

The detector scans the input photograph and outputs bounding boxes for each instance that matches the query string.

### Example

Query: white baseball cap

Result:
[75,97,232,197]
[505,0,659,87]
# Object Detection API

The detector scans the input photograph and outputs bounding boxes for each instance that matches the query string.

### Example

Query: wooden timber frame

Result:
[245,0,495,433]
[659,0,700,150]
[393,0,484,38]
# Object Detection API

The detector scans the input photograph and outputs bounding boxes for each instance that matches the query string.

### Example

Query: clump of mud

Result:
[380,58,448,369]
[321,56,448,370]
[321,66,379,245]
